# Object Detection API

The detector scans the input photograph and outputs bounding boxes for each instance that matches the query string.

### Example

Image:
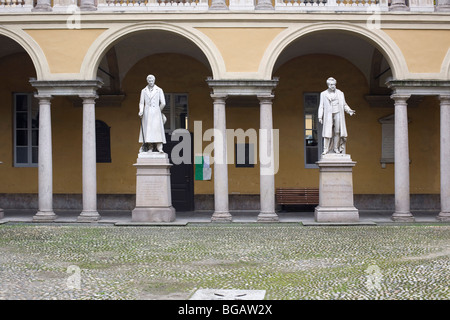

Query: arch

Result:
[260,22,409,81]
[442,49,450,80]
[0,26,49,80]
[81,22,224,81]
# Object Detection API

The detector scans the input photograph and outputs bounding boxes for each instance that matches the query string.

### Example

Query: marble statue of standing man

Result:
[138,74,167,153]
[318,77,356,155]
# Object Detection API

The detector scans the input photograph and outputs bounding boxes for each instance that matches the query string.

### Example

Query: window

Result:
[14,93,38,167]
[304,93,322,168]
[95,120,111,163]
[163,93,188,132]
[235,143,255,168]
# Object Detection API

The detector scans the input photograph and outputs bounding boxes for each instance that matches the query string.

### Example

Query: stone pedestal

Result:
[132,152,175,222]
[314,154,359,222]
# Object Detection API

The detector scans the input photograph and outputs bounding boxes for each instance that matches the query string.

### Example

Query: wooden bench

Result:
[276,188,319,209]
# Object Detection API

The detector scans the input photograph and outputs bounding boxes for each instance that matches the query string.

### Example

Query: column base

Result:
[77,211,101,222]
[437,211,450,221]
[211,211,232,222]
[257,212,279,222]
[391,211,415,222]
[31,5,52,12]
[209,4,229,10]
[132,207,175,223]
[80,5,97,11]
[33,211,57,222]
[255,4,274,10]
[390,4,410,11]
[314,207,359,223]
[436,5,450,11]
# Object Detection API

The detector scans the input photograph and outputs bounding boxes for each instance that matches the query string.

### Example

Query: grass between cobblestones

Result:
[0,223,449,300]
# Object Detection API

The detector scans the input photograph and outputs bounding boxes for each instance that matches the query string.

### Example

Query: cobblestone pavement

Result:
[0,223,449,300]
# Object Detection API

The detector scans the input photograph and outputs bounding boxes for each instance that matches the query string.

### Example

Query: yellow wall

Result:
[0,53,38,193]
[197,27,285,72]
[25,29,106,74]
[383,29,450,74]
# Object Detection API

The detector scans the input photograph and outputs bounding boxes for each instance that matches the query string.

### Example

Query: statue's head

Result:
[326,77,337,90]
[147,74,155,86]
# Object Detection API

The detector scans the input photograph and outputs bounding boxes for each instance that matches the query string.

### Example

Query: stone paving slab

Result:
[189,289,266,300]
[302,221,377,226]
[115,221,188,226]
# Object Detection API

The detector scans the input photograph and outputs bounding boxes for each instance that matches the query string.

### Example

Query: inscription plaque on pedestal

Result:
[314,154,359,222]
[132,153,176,222]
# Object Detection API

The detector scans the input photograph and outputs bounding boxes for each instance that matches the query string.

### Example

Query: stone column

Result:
[32,0,52,11]
[437,0,450,11]
[80,0,97,11]
[390,0,409,10]
[78,95,100,222]
[211,94,232,222]
[391,94,414,221]
[33,95,57,222]
[257,95,278,222]
[256,0,274,9]
[210,0,228,9]
[438,95,450,221]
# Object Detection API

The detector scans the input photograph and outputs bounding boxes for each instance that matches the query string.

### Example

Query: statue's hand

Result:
[138,111,143,118]
[319,118,323,124]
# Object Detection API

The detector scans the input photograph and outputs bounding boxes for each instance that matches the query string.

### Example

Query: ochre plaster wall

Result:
[24,29,106,74]
[0,53,38,193]
[196,27,286,73]
[383,29,450,74]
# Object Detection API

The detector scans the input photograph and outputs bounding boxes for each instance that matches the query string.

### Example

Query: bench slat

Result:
[276,188,319,205]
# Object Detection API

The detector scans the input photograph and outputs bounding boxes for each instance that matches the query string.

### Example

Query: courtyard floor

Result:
[0,210,449,301]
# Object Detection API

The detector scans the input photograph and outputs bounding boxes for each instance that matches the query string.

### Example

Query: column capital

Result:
[210,93,228,102]
[34,94,53,103]
[80,94,99,104]
[439,94,450,103]
[257,94,275,103]
[390,93,411,103]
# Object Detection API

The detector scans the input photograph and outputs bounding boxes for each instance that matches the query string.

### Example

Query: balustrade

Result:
[0,0,445,15]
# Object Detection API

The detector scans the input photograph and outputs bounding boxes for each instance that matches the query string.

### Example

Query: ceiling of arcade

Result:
[0,35,27,59]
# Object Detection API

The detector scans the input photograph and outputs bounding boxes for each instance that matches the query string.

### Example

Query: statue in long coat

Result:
[318,77,356,155]
[138,75,167,153]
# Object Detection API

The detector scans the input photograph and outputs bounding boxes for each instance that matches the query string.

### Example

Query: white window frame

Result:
[13,93,38,168]
[163,93,189,133]
[303,92,322,169]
